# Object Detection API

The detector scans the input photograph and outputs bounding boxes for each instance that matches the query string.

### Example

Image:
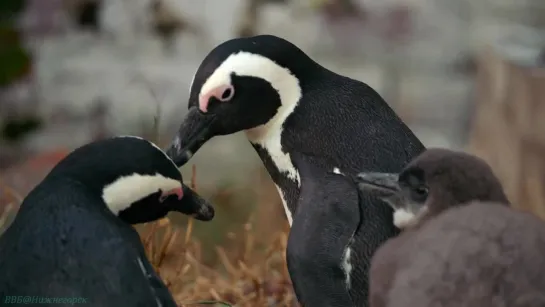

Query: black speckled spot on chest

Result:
[253,145,300,216]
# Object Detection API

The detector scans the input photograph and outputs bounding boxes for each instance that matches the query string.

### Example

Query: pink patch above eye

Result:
[160,186,184,201]
[198,84,235,112]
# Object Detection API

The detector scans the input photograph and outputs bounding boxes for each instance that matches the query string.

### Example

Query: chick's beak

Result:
[354,172,400,198]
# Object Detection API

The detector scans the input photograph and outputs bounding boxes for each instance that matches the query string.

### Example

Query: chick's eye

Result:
[414,186,428,196]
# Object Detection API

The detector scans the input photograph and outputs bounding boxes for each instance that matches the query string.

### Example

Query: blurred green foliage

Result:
[0,0,26,18]
[0,0,31,87]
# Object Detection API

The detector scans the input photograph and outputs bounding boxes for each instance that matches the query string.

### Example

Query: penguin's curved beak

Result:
[165,107,217,166]
[166,183,215,221]
[354,172,400,198]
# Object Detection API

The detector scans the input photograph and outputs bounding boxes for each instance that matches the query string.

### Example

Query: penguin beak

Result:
[166,184,215,221]
[165,107,217,166]
[354,172,400,198]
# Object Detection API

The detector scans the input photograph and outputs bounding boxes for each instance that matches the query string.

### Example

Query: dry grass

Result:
[139,165,297,307]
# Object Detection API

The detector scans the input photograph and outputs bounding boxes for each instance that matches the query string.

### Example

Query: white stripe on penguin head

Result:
[197,52,304,225]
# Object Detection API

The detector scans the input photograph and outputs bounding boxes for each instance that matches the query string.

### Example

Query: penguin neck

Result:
[245,78,313,226]
[243,81,309,226]
[244,66,334,226]
[45,166,107,198]
[22,177,114,219]
[251,144,300,226]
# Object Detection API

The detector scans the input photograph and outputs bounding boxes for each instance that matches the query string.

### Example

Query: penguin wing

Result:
[72,232,179,307]
[0,227,177,306]
[61,226,179,307]
[118,225,180,307]
[133,246,179,307]
[287,153,360,307]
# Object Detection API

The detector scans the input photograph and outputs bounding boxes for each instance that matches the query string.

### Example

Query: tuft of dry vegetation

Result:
[140,218,296,307]
[139,166,298,307]
[139,165,298,307]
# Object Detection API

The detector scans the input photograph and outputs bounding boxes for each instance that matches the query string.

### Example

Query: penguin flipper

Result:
[286,154,359,307]
[80,232,179,306]
[126,230,178,307]
[136,251,179,307]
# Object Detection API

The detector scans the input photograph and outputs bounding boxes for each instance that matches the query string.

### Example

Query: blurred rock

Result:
[0,144,33,170]
[149,0,204,53]
[20,0,69,38]
[1,115,43,143]
[23,0,486,192]
[539,47,545,67]
[468,0,545,63]
[0,149,69,200]
[74,0,103,32]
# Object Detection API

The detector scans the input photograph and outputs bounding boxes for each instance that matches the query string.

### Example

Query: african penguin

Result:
[0,136,215,307]
[356,148,545,307]
[165,34,425,306]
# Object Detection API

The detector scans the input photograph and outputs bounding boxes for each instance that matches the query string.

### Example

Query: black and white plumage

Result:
[165,35,425,306]
[286,152,359,306]
[356,148,545,307]
[0,136,215,307]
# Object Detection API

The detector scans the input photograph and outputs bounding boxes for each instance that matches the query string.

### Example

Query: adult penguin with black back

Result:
[165,35,425,306]
[0,136,215,307]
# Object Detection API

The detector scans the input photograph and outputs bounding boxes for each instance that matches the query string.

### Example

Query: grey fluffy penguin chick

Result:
[0,136,215,307]
[356,148,545,307]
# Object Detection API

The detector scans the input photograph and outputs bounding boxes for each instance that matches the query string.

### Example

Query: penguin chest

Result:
[251,144,301,226]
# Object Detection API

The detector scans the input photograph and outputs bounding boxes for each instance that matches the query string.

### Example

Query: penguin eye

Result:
[219,85,235,101]
[415,186,428,195]
[411,186,429,202]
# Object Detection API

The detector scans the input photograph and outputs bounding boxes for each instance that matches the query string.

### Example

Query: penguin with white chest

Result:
[0,136,215,307]
[165,35,425,306]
